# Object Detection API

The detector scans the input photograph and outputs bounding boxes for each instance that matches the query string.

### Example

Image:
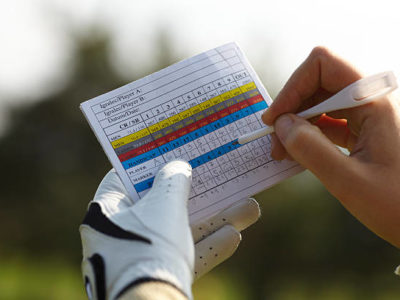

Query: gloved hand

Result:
[80,160,260,300]
[80,160,194,300]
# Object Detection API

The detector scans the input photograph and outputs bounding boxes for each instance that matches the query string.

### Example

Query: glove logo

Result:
[82,203,151,243]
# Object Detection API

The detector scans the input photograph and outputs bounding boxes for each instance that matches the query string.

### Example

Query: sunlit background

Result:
[1,0,400,299]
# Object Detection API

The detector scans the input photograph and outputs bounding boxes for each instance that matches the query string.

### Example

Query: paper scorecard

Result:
[80,42,303,223]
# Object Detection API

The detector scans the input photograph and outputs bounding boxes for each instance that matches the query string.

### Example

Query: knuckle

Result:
[310,46,331,59]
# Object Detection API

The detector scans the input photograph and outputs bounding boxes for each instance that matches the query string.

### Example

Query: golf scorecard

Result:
[80,42,303,222]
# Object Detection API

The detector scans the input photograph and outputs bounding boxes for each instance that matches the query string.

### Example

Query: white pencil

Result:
[237,71,397,145]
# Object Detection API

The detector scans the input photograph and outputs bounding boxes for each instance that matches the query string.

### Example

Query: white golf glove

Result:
[80,160,260,300]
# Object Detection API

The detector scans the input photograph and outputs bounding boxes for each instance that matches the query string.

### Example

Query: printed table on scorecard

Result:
[90,68,270,199]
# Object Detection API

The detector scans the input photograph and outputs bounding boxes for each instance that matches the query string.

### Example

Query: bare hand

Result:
[262,46,400,248]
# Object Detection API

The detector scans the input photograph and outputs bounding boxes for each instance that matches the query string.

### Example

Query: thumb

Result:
[129,160,193,249]
[274,114,355,190]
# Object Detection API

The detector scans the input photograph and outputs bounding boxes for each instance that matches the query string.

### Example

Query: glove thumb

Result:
[131,160,193,241]
[274,114,355,192]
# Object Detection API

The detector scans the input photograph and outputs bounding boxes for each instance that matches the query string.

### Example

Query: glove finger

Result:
[191,198,260,243]
[193,225,241,280]
[92,169,134,216]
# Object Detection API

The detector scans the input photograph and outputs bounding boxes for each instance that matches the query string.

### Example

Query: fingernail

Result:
[261,110,269,125]
[275,114,293,141]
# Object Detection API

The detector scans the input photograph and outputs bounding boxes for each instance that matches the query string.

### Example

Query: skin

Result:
[262,46,400,248]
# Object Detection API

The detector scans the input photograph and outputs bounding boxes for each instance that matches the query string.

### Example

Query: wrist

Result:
[118,281,188,300]
[111,258,193,300]
[81,227,193,300]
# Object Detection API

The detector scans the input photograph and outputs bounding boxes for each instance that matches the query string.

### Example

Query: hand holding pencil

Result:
[259,46,400,249]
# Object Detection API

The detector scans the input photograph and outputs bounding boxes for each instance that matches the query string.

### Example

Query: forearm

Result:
[118,282,188,300]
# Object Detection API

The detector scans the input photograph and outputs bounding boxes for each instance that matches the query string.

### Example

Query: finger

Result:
[296,87,334,113]
[262,46,362,126]
[130,160,193,250]
[191,198,260,243]
[314,115,358,150]
[193,225,241,279]
[270,133,288,161]
[93,169,134,214]
[222,198,260,231]
[274,114,357,194]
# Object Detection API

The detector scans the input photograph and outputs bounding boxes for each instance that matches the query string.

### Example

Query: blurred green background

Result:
[1,1,400,299]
